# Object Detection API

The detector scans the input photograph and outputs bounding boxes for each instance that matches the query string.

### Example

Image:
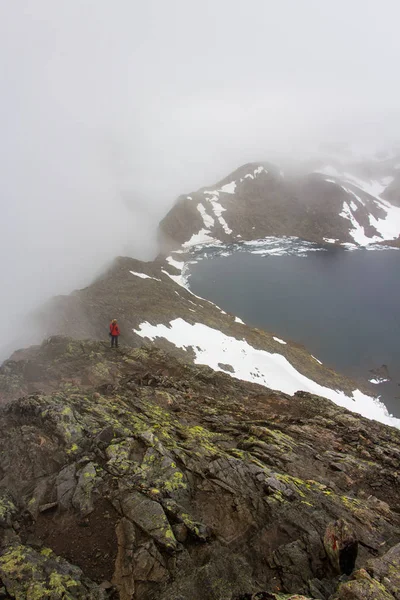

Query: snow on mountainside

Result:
[134,317,398,427]
[315,165,400,245]
[159,159,400,250]
[27,254,400,430]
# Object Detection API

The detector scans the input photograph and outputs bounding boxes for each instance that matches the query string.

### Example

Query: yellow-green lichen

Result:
[66,443,79,454]
[0,495,16,521]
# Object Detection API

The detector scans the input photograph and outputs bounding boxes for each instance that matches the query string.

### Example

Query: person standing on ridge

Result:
[109,319,120,348]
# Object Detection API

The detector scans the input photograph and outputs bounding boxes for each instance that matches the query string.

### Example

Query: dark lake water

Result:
[188,247,400,417]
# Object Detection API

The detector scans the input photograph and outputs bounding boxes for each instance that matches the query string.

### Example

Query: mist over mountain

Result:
[2,0,400,356]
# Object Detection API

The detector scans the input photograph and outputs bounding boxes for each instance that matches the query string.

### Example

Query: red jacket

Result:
[110,322,120,336]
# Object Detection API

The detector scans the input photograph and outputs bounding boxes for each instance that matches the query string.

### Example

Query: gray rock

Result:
[172,523,188,543]
[56,463,77,510]
[133,540,169,582]
[366,542,400,598]
[72,462,99,517]
[112,518,136,600]
[0,543,106,599]
[120,491,178,551]
[38,501,58,513]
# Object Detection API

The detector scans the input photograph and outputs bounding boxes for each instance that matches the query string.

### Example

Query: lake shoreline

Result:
[187,245,400,418]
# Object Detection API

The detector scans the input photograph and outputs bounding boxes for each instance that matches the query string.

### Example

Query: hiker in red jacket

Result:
[109,319,120,348]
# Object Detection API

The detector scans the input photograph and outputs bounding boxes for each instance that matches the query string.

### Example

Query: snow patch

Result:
[339,187,381,245]
[130,271,161,282]
[369,377,390,384]
[349,200,358,212]
[312,355,323,365]
[203,191,233,235]
[234,316,245,325]
[254,166,267,176]
[316,168,395,200]
[338,180,400,244]
[343,173,392,197]
[134,318,399,428]
[369,198,400,241]
[242,166,267,181]
[197,203,215,228]
[161,269,184,286]
[273,336,287,345]
[219,181,236,194]
[242,236,325,257]
[183,229,218,248]
[166,256,185,270]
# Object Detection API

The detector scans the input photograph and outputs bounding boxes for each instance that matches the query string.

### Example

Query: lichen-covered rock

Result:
[72,462,100,517]
[0,491,17,529]
[332,568,393,599]
[56,463,77,510]
[0,543,106,599]
[118,491,178,551]
[366,542,400,598]
[0,339,399,599]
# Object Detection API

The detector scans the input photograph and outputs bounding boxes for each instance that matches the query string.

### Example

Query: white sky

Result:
[0,0,399,353]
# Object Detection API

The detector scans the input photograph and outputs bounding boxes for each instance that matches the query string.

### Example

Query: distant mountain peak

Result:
[159,158,400,251]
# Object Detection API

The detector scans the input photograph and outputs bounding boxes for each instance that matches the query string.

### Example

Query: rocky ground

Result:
[0,336,399,599]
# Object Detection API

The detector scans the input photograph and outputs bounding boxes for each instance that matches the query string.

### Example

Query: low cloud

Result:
[0,0,399,356]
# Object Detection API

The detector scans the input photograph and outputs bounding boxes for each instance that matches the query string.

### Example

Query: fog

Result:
[1,0,399,357]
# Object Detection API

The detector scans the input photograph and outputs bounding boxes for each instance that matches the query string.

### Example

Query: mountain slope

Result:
[159,161,400,249]
[16,254,398,428]
[0,338,399,599]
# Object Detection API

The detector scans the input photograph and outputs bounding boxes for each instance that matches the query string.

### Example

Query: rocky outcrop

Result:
[0,338,399,598]
[331,541,400,598]
[0,544,106,599]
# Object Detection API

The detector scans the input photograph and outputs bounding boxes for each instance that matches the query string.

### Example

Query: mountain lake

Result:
[188,245,400,418]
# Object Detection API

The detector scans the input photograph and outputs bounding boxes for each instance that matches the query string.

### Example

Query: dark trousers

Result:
[111,335,119,348]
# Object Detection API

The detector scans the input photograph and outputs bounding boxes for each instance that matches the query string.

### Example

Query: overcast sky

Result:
[0,0,399,355]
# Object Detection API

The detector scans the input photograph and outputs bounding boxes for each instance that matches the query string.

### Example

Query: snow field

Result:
[312,355,323,365]
[130,271,161,282]
[134,318,400,429]
[185,166,269,245]
[318,166,400,245]
[166,256,185,270]
[234,316,245,325]
[197,204,215,228]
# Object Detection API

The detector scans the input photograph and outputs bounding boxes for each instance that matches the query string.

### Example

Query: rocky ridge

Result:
[0,337,400,599]
[17,254,385,423]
